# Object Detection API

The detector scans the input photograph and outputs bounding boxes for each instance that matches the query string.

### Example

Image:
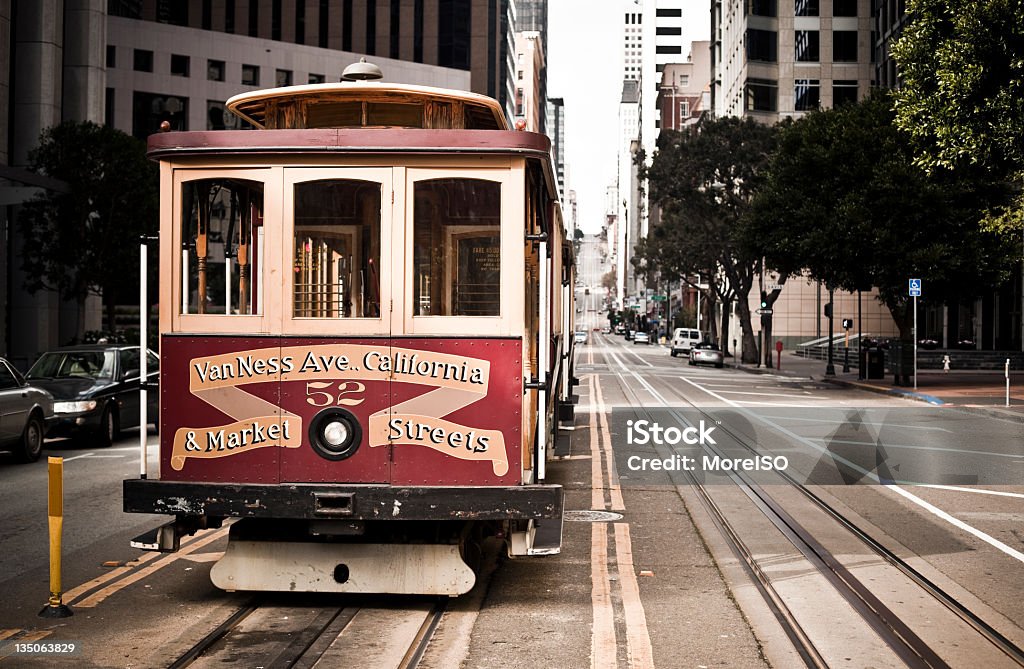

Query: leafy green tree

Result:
[751,93,1013,339]
[891,0,1024,235]
[19,121,159,332]
[891,0,1024,177]
[644,117,777,362]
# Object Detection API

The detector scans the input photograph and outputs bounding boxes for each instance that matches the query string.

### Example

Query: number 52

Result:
[305,381,365,407]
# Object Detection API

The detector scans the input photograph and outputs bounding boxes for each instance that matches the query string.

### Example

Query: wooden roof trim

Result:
[225,82,509,130]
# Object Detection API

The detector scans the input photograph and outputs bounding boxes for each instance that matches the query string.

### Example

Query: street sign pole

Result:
[913,294,918,390]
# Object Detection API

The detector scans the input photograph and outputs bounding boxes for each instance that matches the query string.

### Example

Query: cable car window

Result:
[181,179,264,315]
[413,178,501,316]
[293,179,382,318]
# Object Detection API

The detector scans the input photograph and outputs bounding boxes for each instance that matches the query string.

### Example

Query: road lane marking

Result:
[810,437,1024,460]
[613,523,655,669]
[917,485,1024,500]
[589,376,606,511]
[61,453,95,462]
[591,524,618,669]
[71,526,229,607]
[755,415,953,432]
[713,390,812,398]
[678,375,1024,566]
[594,375,625,512]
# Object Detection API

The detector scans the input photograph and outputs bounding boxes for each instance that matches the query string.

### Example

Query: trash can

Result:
[865,348,884,379]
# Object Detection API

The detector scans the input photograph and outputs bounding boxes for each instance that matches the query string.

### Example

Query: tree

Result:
[891,0,1024,177]
[19,121,159,332]
[644,116,778,362]
[751,93,1014,340]
[891,0,1024,236]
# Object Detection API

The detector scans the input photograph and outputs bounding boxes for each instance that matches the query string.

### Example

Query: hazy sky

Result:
[547,0,710,233]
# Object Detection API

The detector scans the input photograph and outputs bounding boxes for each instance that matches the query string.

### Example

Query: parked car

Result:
[670,328,703,357]
[633,331,650,345]
[0,357,53,463]
[689,342,724,368]
[26,345,159,447]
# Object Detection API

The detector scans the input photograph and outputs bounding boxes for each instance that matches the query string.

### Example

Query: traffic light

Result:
[760,291,768,309]
[823,302,833,319]
[842,318,853,330]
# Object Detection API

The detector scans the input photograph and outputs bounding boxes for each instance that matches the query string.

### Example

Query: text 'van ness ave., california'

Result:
[190,345,489,390]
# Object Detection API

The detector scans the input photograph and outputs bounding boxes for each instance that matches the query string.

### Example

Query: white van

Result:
[670,328,703,357]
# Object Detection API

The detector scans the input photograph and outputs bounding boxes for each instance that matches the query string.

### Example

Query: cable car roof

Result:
[226,82,509,131]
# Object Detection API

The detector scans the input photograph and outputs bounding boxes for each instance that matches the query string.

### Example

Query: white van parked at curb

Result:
[670,328,703,357]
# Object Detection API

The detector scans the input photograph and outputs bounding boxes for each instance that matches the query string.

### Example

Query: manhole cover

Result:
[564,510,624,522]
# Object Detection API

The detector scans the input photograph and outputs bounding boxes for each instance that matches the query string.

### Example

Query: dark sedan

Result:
[0,357,53,462]
[26,345,159,447]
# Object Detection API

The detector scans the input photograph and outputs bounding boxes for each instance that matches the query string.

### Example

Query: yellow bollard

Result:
[39,457,72,618]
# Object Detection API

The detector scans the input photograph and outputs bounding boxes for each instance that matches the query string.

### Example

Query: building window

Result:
[170,54,190,77]
[833,80,858,106]
[366,0,377,55]
[438,0,471,70]
[242,64,260,86]
[105,87,115,127]
[343,0,353,51]
[272,0,282,40]
[656,8,682,16]
[414,0,424,62]
[656,45,683,54]
[747,28,778,62]
[795,79,820,110]
[157,0,188,25]
[133,49,153,72]
[749,0,777,17]
[679,74,690,86]
[746,79,777,112]
[833,31,858,61]
[795,0,819,16]
[308,73,326,84]
[207,59,225,82]
[657,26,682,35]
[248,0,258,36]
[106,45,116,68]
[679,100,690,122]
[276,69,293,87]
[390,0,401,59]
[319,0,329,47]
[202,0,212,29]
[833,0,858,16]
[795,30,820,61]
[225,0,235,33]
[132,92,187,140]
[296,1,306,43]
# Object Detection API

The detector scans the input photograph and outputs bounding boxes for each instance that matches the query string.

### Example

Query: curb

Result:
[823,377,945,405]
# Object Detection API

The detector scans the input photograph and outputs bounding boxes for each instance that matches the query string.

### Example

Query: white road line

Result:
[678,376,1024,566]
[61,452,95,462]
[810,437,1023,460]
[755,415,953,433]
[916,485,1024,500]
[713,390,812,398]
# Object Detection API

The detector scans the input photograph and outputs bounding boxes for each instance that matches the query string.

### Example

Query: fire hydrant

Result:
[942,354,951,373]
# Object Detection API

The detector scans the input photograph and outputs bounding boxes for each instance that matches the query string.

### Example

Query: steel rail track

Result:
[165,597,447,669]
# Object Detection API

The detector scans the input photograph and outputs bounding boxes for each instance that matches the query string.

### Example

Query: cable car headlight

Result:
[309,408,362,461]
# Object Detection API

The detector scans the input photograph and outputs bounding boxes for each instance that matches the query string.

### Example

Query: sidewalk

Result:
[736,351,1024,418]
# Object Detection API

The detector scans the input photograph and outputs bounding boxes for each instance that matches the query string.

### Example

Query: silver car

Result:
[689,343,724,368]
[0,357,54,463]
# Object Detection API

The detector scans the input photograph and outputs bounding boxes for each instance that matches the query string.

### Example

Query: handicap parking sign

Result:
[909,278,921,297]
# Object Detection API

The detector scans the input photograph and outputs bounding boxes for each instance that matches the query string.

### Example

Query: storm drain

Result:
[564,510,624,522]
